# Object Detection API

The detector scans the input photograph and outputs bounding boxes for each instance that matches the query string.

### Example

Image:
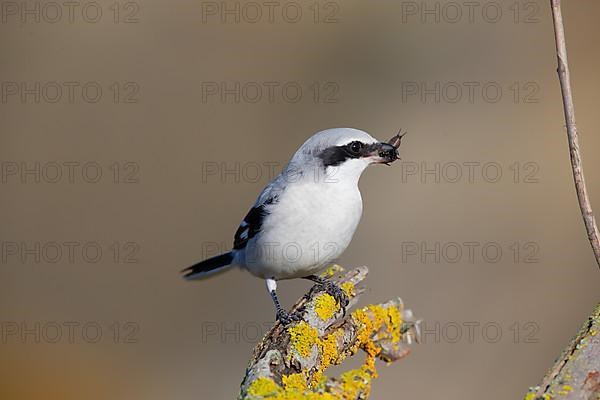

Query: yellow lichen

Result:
[247,374,336,399]
[524,392,552,400]
[349,304,404,373]
[340,281,355,297]
[365,304,402,345]
[247,377,282,398]
[320,264,343,278]
[352,308,375,350]
[310,331,342,386]
[282,373,308,392]
[314,294,339,320]
[336,365,374,400]
[387,306,402,344]
[289,321,319,358]
[557,385,573,395]
[286,304,400,394]
[319,331,341,368]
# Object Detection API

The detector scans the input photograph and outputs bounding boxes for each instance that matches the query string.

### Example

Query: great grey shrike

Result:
[182,128,403,324]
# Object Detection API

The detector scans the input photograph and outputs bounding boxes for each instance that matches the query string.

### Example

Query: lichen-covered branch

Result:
[525,303,600,400]
[239,266,419,399]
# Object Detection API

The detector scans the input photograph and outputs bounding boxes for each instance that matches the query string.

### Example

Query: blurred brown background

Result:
[1,0,599,399]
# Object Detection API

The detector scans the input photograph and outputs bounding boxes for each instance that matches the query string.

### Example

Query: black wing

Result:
[233,196,278,250]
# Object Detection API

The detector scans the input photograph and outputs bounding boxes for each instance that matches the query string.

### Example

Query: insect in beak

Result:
[387,128,407,150]
[383,128,407,164]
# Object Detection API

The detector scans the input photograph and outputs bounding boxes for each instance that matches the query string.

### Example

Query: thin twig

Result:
[550,0,600,269]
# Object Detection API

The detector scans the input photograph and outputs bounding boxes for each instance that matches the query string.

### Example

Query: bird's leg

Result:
[266,278,302,325]
[303,275,349,313]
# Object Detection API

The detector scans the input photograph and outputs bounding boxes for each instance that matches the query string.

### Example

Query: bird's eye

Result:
[349,141,363,154]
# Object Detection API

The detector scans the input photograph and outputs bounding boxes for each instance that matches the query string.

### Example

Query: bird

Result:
[182,128,403,324]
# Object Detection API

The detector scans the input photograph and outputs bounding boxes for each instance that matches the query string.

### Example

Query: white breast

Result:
[242,179,363,279]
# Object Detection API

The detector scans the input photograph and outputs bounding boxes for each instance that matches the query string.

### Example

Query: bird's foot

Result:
[276,308,303,325]
[307,276,349,315]
[321,280,350,310]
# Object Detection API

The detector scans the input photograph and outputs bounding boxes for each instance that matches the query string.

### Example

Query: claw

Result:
[303,275,350,317]
[321,281,349,316]
[276,309,302,325]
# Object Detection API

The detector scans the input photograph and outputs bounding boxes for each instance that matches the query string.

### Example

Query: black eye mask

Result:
[318,131,406,168]
[318,141,381,167]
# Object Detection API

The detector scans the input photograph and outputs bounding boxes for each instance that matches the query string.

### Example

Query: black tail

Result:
[181,252,234,280]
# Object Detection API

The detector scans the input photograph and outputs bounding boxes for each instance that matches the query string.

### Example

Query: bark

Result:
[526,303,600,400]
